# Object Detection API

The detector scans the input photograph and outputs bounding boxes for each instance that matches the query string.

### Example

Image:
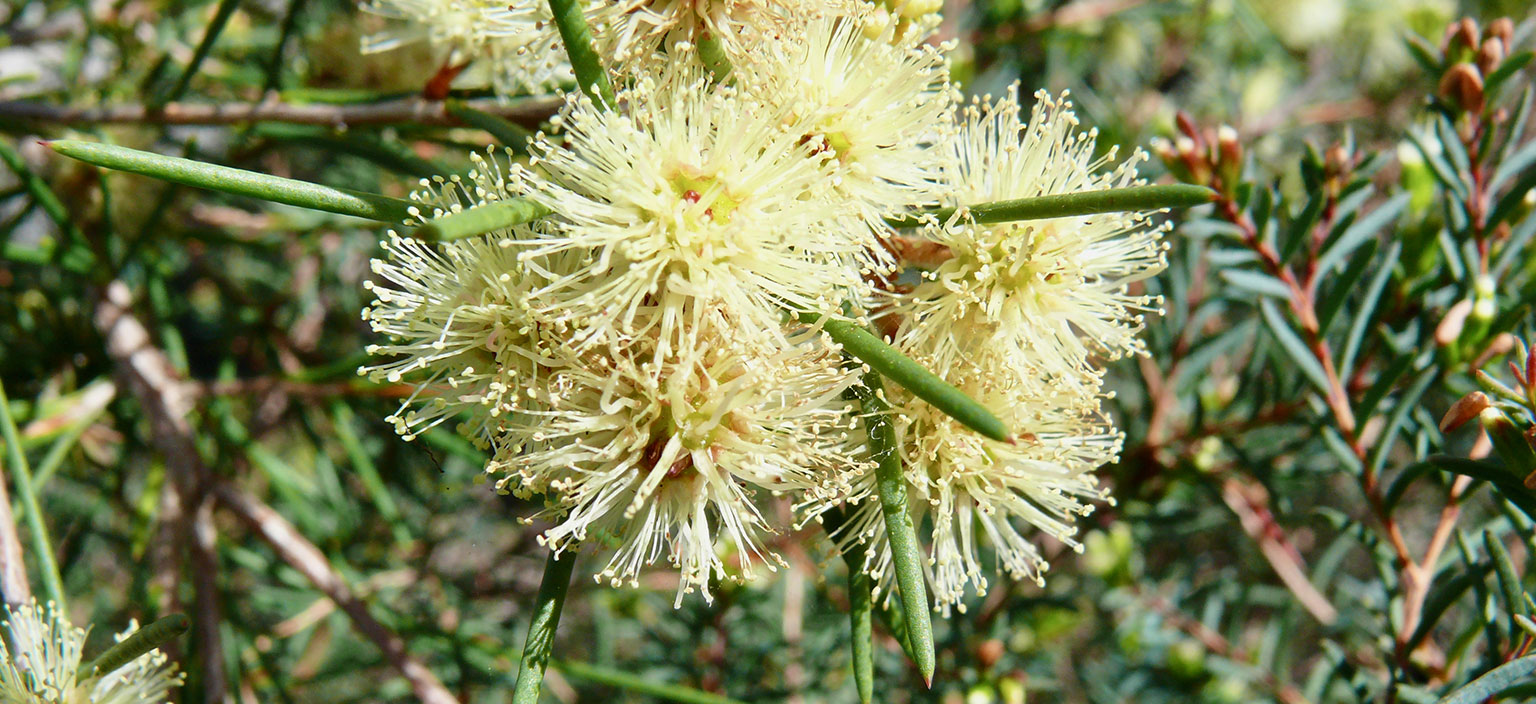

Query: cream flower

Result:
[739,15,955,225]
[495,316,865,606]
[361,0,597,96]
[893,88,1169,391]
[361,151,567,448]
[600,0,859,66]
[837,365,1120,614]
[514,65,885,351]
[0,602,182,704]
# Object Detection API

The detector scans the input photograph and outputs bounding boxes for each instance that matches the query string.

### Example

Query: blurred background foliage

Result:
[3,0,1536,702]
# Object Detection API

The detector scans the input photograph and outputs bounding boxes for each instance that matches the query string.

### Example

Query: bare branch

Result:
[93,280,229,702]
[0,96,562,129]
[212,481,459,704]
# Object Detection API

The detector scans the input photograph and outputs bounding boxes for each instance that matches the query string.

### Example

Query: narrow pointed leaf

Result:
[0,380,66,610]
[554,660,747,704]
[852,372,935,684]
[1340,242,1401,378]
[0,139,91,264]
[802,313,1009,442]
[1435,656,1536,704]
[1257,299,1330,396]
[547,0,614,108]
[847,560,875,703]
[48,140,415,222]
[512,549,577,704]
[1219,268,1291,299]
[1316,239,1378,333]
[415,198,551,241]
[1484,530,1524,638]
[446,100,533,149]
[83,614,190,678]
[1314,193,1407,276]
[161,0,241,103]
[887,184,1215,227]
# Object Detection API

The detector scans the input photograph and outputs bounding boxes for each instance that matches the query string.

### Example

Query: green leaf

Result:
[1428,456,1536,522]
[1406,562,1492,653]
[0,379,67,610]
[1486,51,1536,97]
[1314,193,1408,276]
[852,372,935,684]
[48,140,415,223]
[554,660,747,704]
[1403,33,1443,75]
[886,184,1215,227]
[0,139,92,271]
[415,198,552,242]
[1486,166,1536,231]
[1220,268,1291,299]
[1257,298,1330,396]
[82,614,190,678]
[1435,656,1536,704]
[847,548,875,704]
[1366,366,1437,475]
[446,100,533,150]
[547,0,614,108]
[160,0,241,103]
[696,31,733,84]
[1316,239,1378,333]
[802,313,1010,442]
[1484,529,1525,639]
[512,549,577,704]
[1280,189,1326,261]
[1339,242,1401,379]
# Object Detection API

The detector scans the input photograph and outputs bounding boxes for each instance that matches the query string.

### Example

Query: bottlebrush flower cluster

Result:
[361,2,1169,611]
[0,601,181,704]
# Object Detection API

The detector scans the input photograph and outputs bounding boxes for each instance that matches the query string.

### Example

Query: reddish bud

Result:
[1441,391,1491,432]
[1439,62,1486,113]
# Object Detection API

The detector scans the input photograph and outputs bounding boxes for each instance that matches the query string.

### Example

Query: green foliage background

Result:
[3,1,1536,702]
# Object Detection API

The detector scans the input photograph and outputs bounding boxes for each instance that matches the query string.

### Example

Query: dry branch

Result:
[212,481,459,704]
[93,280,229,702]
[0,96,562,128]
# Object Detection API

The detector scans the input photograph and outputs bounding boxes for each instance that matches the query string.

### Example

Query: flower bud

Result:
[1488,18,1514,47]
[1443,17,1480,58]
[1435,299,1473,346]
[1478,37,1506,76]
[1439,62,1485,113]
[1479,407,1536,487]
[1441,391,1490,432]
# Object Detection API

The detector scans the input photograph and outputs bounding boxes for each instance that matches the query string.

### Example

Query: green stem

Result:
[546,0,614,109]
[48,140,415,223]
[886,184,1216,228]
[512,549,577,704]
[853,373,935,685]
[0,139,93,272]
[554,660,747,704]
[0,381,66,610]
[801,313,1010,443]
[415,198,551,241]
[163,0,242,104]
[445,100,533,150]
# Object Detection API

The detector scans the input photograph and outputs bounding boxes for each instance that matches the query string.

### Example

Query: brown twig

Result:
[93,280,229,701]
[212,481,459,704]
[0,95,562,129]
[0,465,32,609]
[1221,477,1339,625]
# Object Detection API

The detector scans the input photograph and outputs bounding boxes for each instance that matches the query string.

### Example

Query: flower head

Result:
[361,151,569,448]
[739,16,955,224]
[515,64,886,351]
[494,315,866,605]
[361,0,590,95]
[600,0,859,66]
[0,602,181,704]
[893,88,1169,390]
[838,365,1120,614]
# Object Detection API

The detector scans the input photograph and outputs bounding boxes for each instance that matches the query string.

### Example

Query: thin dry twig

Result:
[1221,477,1339,625]
[0,96,562,128]
[93,280,229,701]
[0,465,32,609]
[212,481,459,704]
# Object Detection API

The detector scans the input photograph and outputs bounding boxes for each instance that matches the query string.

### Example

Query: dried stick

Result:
[0,96,561,128]
[211,481,459,704]
[0,467,32,609]
[93,280,229,701]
